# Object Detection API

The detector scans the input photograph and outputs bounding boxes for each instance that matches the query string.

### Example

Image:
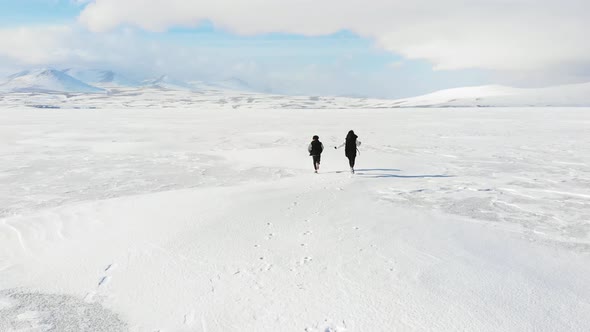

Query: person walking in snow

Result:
[335,130,361,173]
[308,135,324,173]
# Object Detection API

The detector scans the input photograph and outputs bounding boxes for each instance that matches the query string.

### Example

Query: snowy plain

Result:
[0,106,589,331]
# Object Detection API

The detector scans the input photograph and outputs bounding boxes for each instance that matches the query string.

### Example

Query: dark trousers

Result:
[347,155,356,168]
[312,155,321,170]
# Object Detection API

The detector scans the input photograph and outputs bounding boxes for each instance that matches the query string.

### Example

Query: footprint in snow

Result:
[301,257,312,264]
[98,276,111,287]
[97,263,116,287]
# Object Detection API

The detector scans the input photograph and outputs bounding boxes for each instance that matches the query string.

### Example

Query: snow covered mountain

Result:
[391,83,590,107]
[63,69,140,88]
[0,69,104,94]
[142,75,195,91]
[189,77,255,92]
[2,67,590,107]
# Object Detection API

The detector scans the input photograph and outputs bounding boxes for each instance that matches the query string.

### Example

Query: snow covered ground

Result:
[1,107,589,331]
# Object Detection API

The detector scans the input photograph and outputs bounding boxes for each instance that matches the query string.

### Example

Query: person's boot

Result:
[350,167,355,174]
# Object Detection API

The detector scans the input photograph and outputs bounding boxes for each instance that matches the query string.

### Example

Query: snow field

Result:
[0,107,589,331]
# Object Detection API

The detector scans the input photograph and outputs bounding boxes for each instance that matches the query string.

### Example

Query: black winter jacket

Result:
[308,140,324,156]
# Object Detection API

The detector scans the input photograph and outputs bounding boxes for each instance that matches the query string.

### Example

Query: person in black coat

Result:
[308,135,324,173]
[335,130,361,173]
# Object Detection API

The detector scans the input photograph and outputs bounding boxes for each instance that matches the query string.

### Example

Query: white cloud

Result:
[77,0,590,72]
[0,25,141,67]
[0,24,327,93]
[0,24,221,73]
[0,26,75,64]
[0,23,474,98]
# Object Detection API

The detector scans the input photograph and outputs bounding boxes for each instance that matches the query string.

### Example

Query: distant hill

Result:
[142,75,195,91]
[2,68,590,107]
[390,83,590,107]
[63,69,141,88]
[189,77,255,92]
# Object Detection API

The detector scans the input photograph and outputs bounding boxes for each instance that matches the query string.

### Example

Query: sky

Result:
[0,0,588,98]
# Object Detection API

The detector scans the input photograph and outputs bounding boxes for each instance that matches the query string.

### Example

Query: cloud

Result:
[0,22,483,98]
[0,26,76,65]
[0,25,142,68]
[0,25,189,79]
[0,24,354,94]
[78,0,590,72]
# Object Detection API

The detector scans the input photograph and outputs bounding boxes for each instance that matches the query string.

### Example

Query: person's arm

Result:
[334,142,345,149]
[308,143,312,153]
[320,143,324,153]
[356,140,361,147]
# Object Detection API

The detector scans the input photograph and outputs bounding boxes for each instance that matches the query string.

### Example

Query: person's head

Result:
[346,130,356,139]
[312,135,319,141]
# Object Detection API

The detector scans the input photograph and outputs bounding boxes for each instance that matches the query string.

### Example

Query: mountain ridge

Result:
[0,69,105,94]
[2,68,590,107]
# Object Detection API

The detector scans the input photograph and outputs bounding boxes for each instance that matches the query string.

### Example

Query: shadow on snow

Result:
[354,168,453,179]
[359,174,454,179]
[355,168,401,172]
